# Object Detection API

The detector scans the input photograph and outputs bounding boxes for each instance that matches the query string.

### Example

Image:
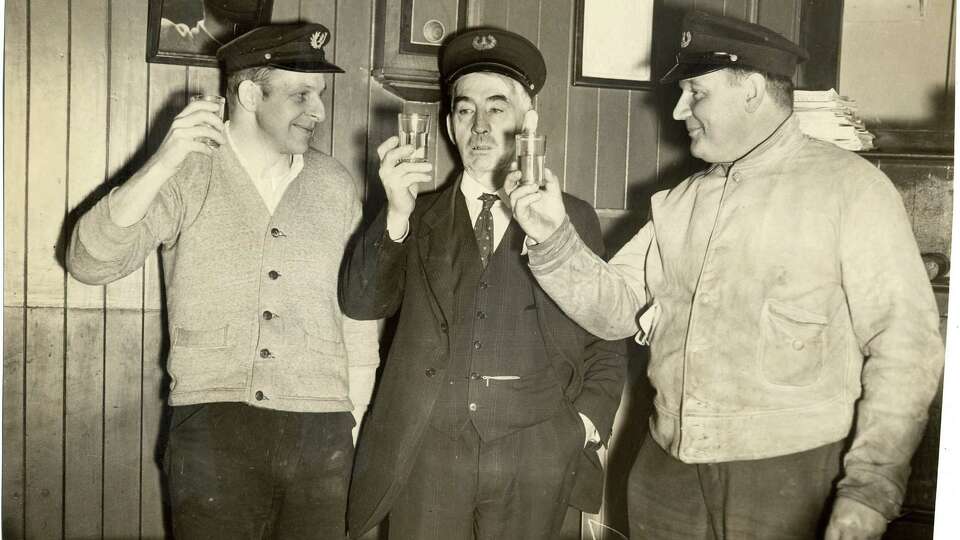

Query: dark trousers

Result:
[389,405,585,540]
[164,402,354,540]
[628,432,844,540]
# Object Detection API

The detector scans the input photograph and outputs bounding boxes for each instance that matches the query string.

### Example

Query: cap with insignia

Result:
[660,11,808,83]
[216,23,343,74]
[439,27,547,96]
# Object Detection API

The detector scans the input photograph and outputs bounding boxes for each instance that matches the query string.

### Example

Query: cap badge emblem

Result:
[472,34,497,51]
[310,31,328,50]
[680,31,692,48]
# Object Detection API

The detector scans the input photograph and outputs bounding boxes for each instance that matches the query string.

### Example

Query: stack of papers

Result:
[793,89,875,151]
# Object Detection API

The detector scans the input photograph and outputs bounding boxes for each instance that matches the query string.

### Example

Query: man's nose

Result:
[673,93,691,121]
[308,98,326,123]
[472,111,490,134]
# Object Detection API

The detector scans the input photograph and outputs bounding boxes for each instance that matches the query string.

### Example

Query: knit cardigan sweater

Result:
[67,143,379,416]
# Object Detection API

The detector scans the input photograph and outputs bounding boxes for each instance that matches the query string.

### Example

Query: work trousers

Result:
[389,404,585,540]
[629,431,845,539]
[165,402,354,540]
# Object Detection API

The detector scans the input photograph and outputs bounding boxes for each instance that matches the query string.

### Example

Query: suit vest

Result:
[429,195,570,441]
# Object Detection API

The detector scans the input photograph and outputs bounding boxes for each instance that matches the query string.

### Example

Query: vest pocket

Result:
[758,299,828,387]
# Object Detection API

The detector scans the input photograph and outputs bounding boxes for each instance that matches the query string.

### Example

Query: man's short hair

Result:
[727,68,794,111]
[448,72,534,115]
[226,66,276,106]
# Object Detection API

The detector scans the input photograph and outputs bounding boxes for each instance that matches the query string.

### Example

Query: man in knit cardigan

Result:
[66,23,379,539]
[341,28,626,540]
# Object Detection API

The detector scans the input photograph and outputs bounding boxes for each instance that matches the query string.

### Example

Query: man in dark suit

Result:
[340,27,626,540]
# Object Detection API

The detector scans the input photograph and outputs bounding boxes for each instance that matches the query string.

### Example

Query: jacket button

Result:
[468,403,478,412]
[440,322,448,333]
[469,372,481,380]
[270,227,282,237]
[268,270,280,280]
[262,310,274,320]
[260,348,271,358]
[792,339,805,351]
[473,340,482,350]
[476,311,486,320]
[425,368,437,377]
[478,281,488,289]
[255,391,265,401]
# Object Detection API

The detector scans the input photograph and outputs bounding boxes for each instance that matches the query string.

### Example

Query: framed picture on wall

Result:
[146,0,275,67]
[573,0,655,90]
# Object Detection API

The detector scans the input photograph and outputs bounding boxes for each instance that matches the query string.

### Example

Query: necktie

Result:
[474,193,499,268]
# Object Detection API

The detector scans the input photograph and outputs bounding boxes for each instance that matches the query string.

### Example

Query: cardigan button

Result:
[262,310,274,320]
[268,270,280,280]
[255,391,265,401]
[792,339,805,351]
[270,227,282,238]
[259,348,272,358]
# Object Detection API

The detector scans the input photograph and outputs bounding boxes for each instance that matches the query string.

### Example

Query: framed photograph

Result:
[399,0,469,56]
[573,0,655,90]
[147,0,275,67]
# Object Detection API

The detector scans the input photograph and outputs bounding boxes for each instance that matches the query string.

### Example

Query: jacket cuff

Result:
[836,467,904,521]
[527,217,580,274]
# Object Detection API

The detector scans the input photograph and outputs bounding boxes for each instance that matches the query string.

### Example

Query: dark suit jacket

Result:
[340,178,626,537]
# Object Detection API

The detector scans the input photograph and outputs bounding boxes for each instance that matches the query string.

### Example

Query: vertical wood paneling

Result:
[106,0,149,310]
[272,0,302,23]
[626,90,661,211]
[67,0,110,311]
[24,307,65,539]
[3,0,28,307]
[2,307,26,538]
[723,0,754,19]
[140,311,168,538]
[26,0,69,307]
[481,0,509,28]
[595,89,630,209]
[506,0,539,40]
[332,0,374,185]
[303,0,337,155]
[64,309,105,539]
[536,0,571,179]
[103,309,145,538]
[564,86,599,203]
[756,0,800,42]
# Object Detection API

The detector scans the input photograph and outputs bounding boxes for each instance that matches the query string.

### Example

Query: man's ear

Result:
[445,114,455,144]
[236,80,262,112]
[744,72,767,113]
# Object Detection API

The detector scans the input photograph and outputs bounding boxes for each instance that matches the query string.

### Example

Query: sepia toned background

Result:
[3,0,954,538]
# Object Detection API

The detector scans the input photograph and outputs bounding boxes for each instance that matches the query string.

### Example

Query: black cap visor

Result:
[268,59,344,73]
[660,61,727,83]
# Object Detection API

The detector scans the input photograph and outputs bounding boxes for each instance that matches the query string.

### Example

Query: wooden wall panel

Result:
[332,0,375,184]
[67,0,110,311]
[103,309,145,538]
[140,311,168,539]
[106,0,149,310]
[26,0,69,307]
[596,89,630,209]
[64,309,105,539]
[626,90,660,212]
[24,308,65,539]
[4,0,28,307]
[2,307,26,538]
[563,87,598,201]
